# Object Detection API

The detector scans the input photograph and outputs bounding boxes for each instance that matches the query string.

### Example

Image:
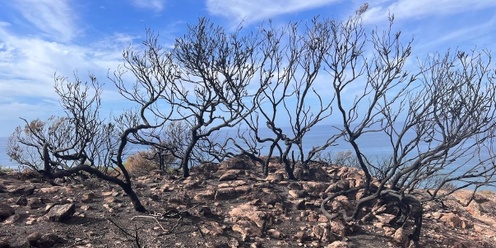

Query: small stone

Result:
[28,198,45,209]
[80,205,91,211]
[25,215,37,225]
[295,231,307,243]
[81,192,95,203]
[15,196,28,206]
[393,227,409,247]
[268,228,283,239]
[200,206,213,217]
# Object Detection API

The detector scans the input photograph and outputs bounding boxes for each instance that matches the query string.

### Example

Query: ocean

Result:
[1,125,494,191]
[0,136,15,168]
[0,125,372,169]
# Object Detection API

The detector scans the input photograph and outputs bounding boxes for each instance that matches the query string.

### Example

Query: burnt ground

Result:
[1,158,495,248]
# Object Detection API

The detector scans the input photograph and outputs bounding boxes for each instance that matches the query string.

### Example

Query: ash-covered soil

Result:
[1,157,495,248]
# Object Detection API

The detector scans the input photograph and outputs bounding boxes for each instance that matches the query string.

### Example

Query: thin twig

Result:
[131,215,168,233]
[107,218,142,248]
[169,216,184,234]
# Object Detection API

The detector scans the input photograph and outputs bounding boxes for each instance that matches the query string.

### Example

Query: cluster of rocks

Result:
[1,156,495,247]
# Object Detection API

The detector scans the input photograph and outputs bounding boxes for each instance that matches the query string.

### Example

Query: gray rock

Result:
[45,203,75,222]
[10,185,35,195]
[15,196,28,206]
[219,169,240,181]
[27,232,64,247]
[215,186,251,200]
[0,204,15,221]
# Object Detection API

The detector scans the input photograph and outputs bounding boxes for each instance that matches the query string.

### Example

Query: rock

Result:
[200,221,225,236]
[46,203,76,222]
[267,228,284,239]
[265,173,284,183]
[15,196,28,206]
[168,192,191,204]
[0,204,15,221]
[232,220,260,241]
[81,192,95,203]
[104,196,122,204]
[183,178,202,189]
[375,213,396,225]
[219,156,251,170]
[25,215,38,225]
[194,189,216,201]
[292,199,306,210]
[229,203,266,228]
[393,227,409,247]
[295,231,307,243]
[440,213,463,228]
[200,206,213,217]
[325,241,350,248]
[288,189,307,198]
[325,181,349,193]
[302,182,329,194]
[3,213,20,224]
[39,187,59,194]
[28,198,45,209]
[294,165,331,182]
[27,232,64,247]
[80,205,91,211]
[219,170,240,181]
[10,185,35,195]
[215,186,251,200]
[330,220,347,237]
[331,195,352,211]
[218,180,247,188]
[0,237,9,248]
[311,223,335,242]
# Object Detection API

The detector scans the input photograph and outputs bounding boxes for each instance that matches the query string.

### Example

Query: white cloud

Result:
[11,0,79,42]
[362,0,496,23]
[206,0,341,25]
[0,26,131,136]
[130,0,167,12]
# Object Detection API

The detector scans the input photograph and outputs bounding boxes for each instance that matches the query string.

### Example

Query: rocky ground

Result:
[1,157,495,248]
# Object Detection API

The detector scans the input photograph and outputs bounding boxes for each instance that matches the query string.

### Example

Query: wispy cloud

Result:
[206,0,341,25]
[362,0,496,23]
[130,0,167,12]
[10,0,78,42]
[0,25,131,135]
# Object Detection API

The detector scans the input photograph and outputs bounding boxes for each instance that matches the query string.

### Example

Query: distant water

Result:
[1,125,494,191]
[0,137,16,168]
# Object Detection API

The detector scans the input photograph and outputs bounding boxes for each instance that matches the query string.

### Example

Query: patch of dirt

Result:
[1,158,495,248]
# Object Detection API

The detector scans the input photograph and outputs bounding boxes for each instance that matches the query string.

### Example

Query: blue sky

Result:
[1,0,496,137]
